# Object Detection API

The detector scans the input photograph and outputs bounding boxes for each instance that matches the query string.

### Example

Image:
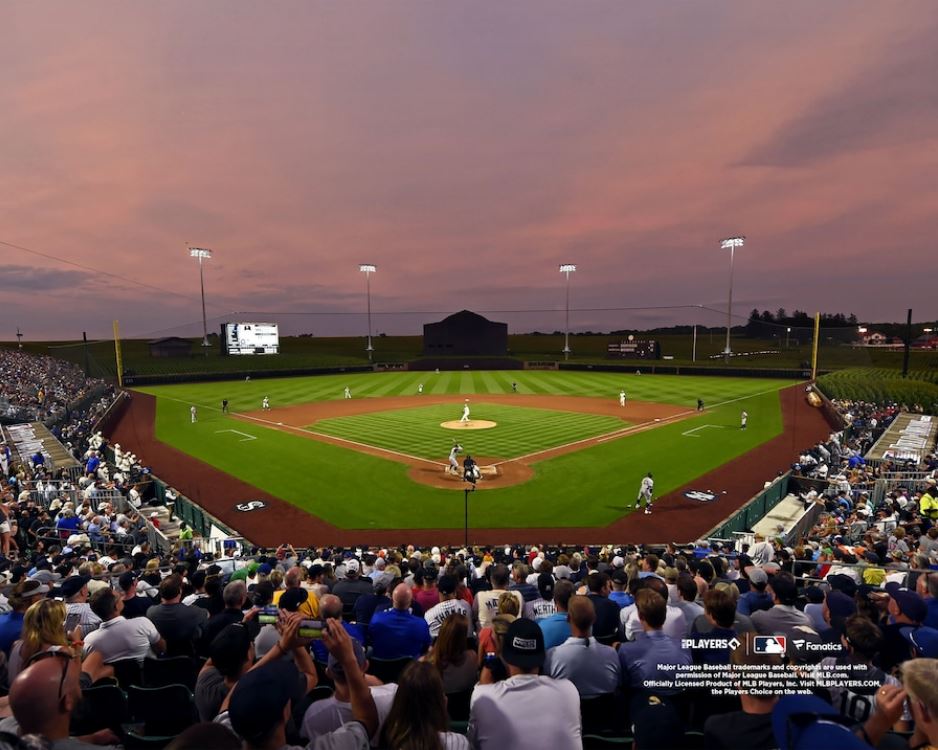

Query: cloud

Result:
[0,265,91,293]
[741,19,938,167]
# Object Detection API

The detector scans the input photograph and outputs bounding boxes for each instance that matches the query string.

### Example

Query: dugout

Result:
[423,310,508,356]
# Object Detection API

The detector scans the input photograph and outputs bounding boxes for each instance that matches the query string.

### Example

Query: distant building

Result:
[423,310,508,356]
[148,337,193,358]
[913,335,938,350]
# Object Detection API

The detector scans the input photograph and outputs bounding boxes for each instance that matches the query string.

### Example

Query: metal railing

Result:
[705,473,792,540]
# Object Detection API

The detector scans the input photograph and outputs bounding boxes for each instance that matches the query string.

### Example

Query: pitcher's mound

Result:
[440,420,497,430]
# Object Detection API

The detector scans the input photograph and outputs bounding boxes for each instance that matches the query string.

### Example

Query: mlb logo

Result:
[753,635,787,654]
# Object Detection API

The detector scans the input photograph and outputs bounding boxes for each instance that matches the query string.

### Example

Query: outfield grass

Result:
[139,371,789,530]
[314,402,627,460]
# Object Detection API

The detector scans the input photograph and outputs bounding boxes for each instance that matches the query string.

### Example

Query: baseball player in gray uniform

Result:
[635,472,654,514]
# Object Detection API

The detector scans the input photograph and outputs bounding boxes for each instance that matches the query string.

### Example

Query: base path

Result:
[108,385,832,547]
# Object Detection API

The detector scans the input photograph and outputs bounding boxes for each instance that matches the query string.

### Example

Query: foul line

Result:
[681,424,725,438]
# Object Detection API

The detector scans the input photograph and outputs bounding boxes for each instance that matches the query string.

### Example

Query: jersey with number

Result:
[818,657,909,723]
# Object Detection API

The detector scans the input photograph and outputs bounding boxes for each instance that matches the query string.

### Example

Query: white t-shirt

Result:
[84,616,162,662]
[302,684,398,746]
[425,598,474,639]
[474,590,523,629]
[469,674,581,750]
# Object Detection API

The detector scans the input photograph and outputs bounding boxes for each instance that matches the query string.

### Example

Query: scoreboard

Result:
[607,339,660,359]
[222,323,279,355]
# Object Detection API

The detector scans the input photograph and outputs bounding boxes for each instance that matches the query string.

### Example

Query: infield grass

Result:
[313,403,626,460]
[137,371,791,530]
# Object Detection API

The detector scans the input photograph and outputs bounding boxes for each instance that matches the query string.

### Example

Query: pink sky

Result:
[3,1,937,340]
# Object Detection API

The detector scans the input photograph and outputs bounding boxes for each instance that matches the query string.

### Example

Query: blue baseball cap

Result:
[904,626,938,658]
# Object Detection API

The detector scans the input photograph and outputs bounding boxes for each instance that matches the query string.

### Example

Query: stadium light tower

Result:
[188,247,213,348]
[359,264,377,361]
[559,264,576,360]
[719,237,745,361]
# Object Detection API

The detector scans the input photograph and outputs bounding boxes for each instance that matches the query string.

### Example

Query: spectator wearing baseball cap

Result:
[878,582,928,672]
[469,618,581,750]
[117,570,155,620]
[333,558,372,617]
[62,574,101,638]
[218,613,319,745]
[737,567,773,617]
[424,574,473,640]
[905,624,938,657]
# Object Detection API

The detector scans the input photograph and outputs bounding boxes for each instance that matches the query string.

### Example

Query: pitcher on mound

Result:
[460,399,470,423]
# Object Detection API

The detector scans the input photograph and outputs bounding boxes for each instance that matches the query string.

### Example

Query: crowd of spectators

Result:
[0,348,108,423]
[2,350,938,748]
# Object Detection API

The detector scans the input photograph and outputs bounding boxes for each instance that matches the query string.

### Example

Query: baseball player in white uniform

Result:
[448,443,462,475]
[619,390,626,407]
[636,472,654,514]
[418,383,424,394]
[190,406,197,423]
[460,399,470,423]
[262,396,270,411]
[741,410,748,429]
[344,387,352,399]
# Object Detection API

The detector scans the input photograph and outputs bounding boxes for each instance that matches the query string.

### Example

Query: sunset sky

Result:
[3,2,937,340]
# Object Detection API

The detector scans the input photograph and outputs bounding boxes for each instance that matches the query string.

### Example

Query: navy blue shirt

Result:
[0,612,25,655]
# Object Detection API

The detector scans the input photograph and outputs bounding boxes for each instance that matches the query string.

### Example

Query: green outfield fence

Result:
[705,472,792,540]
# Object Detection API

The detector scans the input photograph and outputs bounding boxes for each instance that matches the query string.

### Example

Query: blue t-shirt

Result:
[537,612,572,650]
[368,609,431,660]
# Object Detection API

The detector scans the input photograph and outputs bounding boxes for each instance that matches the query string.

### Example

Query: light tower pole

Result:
[359,264,377,361]
[559,264,576,360]
[188,247,213,348]
[719,237,745,361]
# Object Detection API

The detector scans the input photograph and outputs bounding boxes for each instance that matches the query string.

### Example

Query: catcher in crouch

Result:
[463,454,481,485]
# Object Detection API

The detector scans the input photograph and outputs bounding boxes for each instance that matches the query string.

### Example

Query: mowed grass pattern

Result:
[313,403,626,460]
[138,369,791,413]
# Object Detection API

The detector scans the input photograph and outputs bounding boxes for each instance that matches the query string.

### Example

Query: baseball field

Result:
[108,369,834,546]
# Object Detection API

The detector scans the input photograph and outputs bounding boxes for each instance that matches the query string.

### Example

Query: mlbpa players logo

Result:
[753,635,786,654]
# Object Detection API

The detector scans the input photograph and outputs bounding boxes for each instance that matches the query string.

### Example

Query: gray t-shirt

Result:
[195,666,229,722]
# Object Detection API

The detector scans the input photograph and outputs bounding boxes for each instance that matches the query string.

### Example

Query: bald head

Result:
[10,656,80,736]
[392,583,412,610]
[320,594,343,620]
[285,567,303,588]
